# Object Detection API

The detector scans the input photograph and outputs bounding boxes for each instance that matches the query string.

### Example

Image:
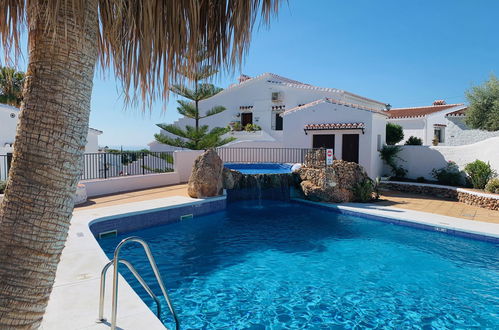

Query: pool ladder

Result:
[97,236,180,330]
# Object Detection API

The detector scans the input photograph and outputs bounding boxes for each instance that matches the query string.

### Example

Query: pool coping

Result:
[41,195,225,330]
[42,194,499,329]
[292,199,499,242]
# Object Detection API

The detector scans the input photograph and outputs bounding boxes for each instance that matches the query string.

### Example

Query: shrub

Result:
[485,178,499,194]
[416,176,426,183]
[404,136,423,145]
[244,123,261,132]
[464,160,496,189]
[386,123,404,145]
[379,145,407,179]
[354,179,374,202]
[232,122,242,131]
[431,161,463,186]
[0,180,6,194]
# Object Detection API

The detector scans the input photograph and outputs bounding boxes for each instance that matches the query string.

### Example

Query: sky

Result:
[6,0,499,148]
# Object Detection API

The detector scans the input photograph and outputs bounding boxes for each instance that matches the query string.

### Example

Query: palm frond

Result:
[0,0,281,106]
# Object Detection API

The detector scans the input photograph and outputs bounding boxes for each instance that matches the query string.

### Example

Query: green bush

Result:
[244,123,261,132]
[353,179,374,202]
[386,123,404,145]
[464,160,496,189]
[404,136,423,145]
[431,161,463,186]
[0,180,6,194]
[485,178,499,194]
[379,145,407,179]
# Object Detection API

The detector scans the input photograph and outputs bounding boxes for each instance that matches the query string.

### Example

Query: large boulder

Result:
[187,149,224,198]
[297,160,370,202]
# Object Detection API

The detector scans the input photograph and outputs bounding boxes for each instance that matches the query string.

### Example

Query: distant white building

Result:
[151,72,388,177]
[387,100,499,146]
[0,104,103,155]
[386,100,467,145]
[444,108,499,146]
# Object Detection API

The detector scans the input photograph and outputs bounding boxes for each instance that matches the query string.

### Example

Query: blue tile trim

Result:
[291,199,499,244]
[89,198,227,237]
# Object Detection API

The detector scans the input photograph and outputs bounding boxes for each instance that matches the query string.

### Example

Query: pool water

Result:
[98,200,499,329]
[224,163,293,174]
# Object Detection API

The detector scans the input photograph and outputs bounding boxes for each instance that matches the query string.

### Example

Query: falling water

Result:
[255,174,263,209]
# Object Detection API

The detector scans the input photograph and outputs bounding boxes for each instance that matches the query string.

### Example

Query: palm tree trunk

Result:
[0,0,98,328]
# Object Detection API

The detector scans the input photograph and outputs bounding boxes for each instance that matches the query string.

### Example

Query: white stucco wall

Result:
[81,150,203,197]
[1,104,102,155]
[445,116,499,146]
[85,130,101,153]
[389,118,425,144]
[0,104,19,154]
[386,137,499,179]
[282,102,386,178]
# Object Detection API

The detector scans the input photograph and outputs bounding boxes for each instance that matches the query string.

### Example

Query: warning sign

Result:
[326,148,334,165]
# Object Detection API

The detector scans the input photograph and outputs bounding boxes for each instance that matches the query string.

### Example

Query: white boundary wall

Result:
[81,150,203,197]
[389,137,499,179]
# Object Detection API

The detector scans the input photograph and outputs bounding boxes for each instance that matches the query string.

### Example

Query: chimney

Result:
[433,100,446,106]
[238,74,251,84]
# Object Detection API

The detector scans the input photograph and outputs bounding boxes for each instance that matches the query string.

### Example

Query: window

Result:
[275,113,283,130]
[434,128,445,143]
[377,134,382,151]
[271,92,282,102]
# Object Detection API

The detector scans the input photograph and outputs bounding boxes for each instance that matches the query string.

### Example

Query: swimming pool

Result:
[98,200,499,328]
[224,163,293,174]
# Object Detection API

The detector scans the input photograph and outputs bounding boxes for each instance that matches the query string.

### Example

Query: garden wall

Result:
[381,181,499,211]
[385,137,499,180]
[81,150,203,197]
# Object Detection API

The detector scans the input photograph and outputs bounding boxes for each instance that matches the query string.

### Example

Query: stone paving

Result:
[379,190,499,224]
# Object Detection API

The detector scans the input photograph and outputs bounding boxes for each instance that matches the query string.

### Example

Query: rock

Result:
[187,149,224,198]
[222,167,244,189]
[297,160,370,203]
[74,183,87,205]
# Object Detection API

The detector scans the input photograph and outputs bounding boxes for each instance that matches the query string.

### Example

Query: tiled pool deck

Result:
[42,184,499,329]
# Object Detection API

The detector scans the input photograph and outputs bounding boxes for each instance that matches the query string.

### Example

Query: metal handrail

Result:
[98,259,162,321]
[98,236,180,330]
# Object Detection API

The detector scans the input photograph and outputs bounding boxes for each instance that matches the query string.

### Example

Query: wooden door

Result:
[342,134,359,163]
[312,134,335,148]
[241,113,253,127]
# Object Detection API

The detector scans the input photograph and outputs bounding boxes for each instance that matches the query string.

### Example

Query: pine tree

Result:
[155,54,235,149]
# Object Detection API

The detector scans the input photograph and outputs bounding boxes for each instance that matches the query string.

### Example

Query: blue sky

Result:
[9,0,499,148]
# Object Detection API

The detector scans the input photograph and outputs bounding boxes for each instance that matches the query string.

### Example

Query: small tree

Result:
[464,160,496,189]
[0,66,25,107]
[465,74,499,131]
[380,145,407,178]
[404,136,423,145]
[155,53,235,150]
[386,123,404,145]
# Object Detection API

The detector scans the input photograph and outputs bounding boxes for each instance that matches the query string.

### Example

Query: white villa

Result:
[0,103,103,155]
[387,100,499,146]
[151,72,388,177]
[444,107,499,146]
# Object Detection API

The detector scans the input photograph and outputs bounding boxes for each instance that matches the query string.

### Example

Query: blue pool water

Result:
[98,200,499,329]
[224,163,293,174]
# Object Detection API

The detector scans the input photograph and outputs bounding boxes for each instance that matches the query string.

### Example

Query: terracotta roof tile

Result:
[387,103,465,119]
[304,122,365,131]
[445,107,468,117]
